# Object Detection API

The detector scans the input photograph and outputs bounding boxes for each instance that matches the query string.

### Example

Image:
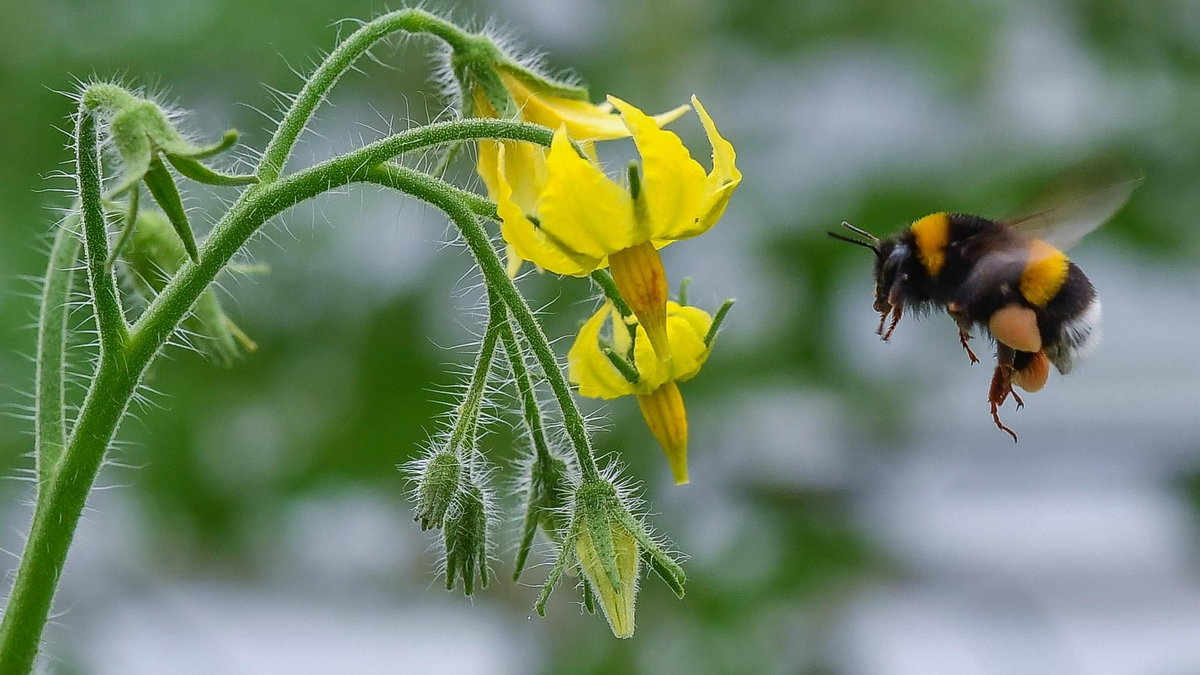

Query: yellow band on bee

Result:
[1020,239,1070,307]
[910,212,951,277]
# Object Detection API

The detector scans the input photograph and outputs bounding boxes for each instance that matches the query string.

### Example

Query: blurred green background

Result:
[2,0,1199,673]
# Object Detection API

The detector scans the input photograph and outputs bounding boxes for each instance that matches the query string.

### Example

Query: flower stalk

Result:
[2,9,732,661]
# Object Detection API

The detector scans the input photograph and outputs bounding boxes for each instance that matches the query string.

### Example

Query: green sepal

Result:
[613,505,686,599]
[494,62,589,101]
[600,343,640,385]
[166,154,257,186]
[443,482,489,596]
[704,299,735,347]
[161,128,239,159]
[578,481,623,590]
[108,109,153,196]
[677,277,693,306]
[106,186,140,268]
[459,58,518,119]
[580,572,597,615]
[143,156,200,262]
[535,523,577,616]
[121,209,254,365]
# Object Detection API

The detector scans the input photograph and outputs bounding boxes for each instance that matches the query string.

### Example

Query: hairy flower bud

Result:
[121,210,254,365]
[536,478,687,638]
[443,482,490,596]
[574,486,640,638]
[412,450,461,531]
[83,83,254,262]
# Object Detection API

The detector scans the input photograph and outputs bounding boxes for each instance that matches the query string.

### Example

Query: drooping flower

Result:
[568,300,718,485]
[470,68,687,276]
[494,95,739,363]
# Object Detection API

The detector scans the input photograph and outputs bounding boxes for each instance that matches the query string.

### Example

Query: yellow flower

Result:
[568,301,714,485]
[472,71,687,276]
[495,95,739,363]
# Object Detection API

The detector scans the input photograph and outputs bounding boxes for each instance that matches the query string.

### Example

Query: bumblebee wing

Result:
[1003,165,1139,251]
[955,244,1029,308]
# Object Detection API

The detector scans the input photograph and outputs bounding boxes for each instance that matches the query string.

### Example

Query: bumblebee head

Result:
[828,221,896,312]
[873,239,911,314]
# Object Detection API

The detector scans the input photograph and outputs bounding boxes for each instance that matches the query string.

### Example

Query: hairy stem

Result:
[34,217,81,489]
[447,299,502,457]
[1,110,552,671]
[363,163,601,482]
[76,110,129,354]
[258,8,477,182]
[497,306,554,466]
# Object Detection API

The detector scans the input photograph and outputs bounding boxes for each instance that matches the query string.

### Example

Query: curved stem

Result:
[1,114,551,671]
[258,8,478,183]
[35,217,81,489]
[363,163,601,482]
[76,109,129,354]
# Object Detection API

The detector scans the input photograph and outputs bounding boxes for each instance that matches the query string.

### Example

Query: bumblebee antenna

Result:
[827,221,880,255]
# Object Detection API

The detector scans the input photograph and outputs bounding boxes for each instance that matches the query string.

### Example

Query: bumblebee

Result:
[830,174,1135,439]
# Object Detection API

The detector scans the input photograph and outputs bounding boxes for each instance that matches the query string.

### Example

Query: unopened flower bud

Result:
[513,451,572,580]
[535,478,685,638]
[443,482,490,596]
[122,210,254,365]
[574,483,640,638]
[412,450,461,531]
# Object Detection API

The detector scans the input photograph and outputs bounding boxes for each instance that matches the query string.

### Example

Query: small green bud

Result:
[575,489,640,638]
[443,481,490,596]
[513,451,572,580]
[121,210,254,365]
[413,450,461,531]
[535,478,686,639]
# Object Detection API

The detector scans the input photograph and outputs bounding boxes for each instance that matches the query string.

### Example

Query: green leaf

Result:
[142,156,200,262]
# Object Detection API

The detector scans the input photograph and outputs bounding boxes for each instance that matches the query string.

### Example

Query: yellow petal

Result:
[664,303,713,382]
[494,144,596,275]
[538,127,635,262]
[568,304,639,399]
[691,96,742,236]
[575,519,639,637]
[608,95,707,242]
[502,70,687,141]
[637,381,690,485]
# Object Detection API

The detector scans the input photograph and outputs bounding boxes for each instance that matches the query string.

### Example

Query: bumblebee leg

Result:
[881,305,903,341]
[947,304,979,364]
[876,310,888,336]
[958,328,980,364]
[987,346,1019,442]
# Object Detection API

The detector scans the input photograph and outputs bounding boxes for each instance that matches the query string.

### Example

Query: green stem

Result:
[447,298,502,457]
[363,163,601,482]
[497,306,553,465]
[1,109,551,671]
[34,217,81,489]
[76,109,129,354]
[258,8,478,183]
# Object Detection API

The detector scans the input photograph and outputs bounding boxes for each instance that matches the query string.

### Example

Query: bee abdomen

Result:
[1040,264,1101,374]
